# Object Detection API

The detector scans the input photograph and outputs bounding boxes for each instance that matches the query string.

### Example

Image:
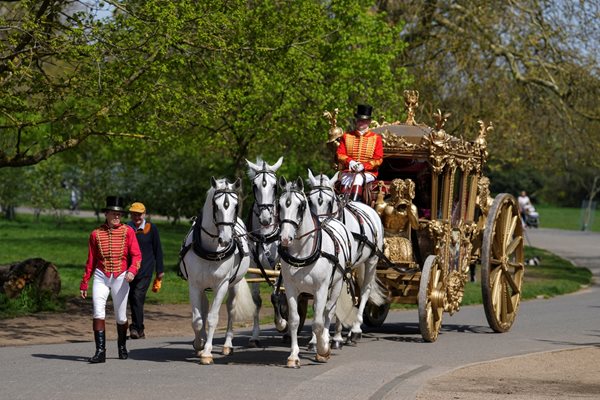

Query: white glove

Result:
[349,160,359,171]
[355,163,364,172]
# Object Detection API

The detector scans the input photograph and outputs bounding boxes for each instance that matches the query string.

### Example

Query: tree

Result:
[375,0,600,204]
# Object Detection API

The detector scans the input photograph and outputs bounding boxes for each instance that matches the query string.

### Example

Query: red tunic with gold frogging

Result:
[336,130,384,176]
[80,223,141,291]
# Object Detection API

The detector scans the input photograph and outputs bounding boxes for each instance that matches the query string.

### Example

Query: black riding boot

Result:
[89,319,106,363]
[117,323,129,359]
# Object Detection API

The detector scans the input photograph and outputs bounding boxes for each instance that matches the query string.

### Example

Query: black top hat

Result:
[354,104,373,120]
[102,196,126,213]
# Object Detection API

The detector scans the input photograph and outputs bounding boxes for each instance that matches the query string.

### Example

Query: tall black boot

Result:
[89,319,106,363]
[117,323,128,360]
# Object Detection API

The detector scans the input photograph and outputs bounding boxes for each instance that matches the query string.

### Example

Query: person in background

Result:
[127,202,164,339]
[80,196,141,363]
[336,104,384,201]
[518,191,532,225]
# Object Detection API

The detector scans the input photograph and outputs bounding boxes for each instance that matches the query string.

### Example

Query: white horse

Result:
[307,170,386,346]
[179,177,255,365]
[277,176,356,368]
[245,157,290,346]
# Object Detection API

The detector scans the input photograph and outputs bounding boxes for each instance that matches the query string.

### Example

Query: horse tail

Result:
[231,278,256,322]
[367,277,387,306]
[335,281,359,329]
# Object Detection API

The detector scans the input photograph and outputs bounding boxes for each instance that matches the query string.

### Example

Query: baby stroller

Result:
[523,204,539,228]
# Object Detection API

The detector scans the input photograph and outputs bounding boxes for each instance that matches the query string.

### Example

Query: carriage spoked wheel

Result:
[363,302,390,328]
[481,193,525,333]
[418,255,445,342]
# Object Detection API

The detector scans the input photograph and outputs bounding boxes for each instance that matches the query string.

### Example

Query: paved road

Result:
[0,228,598,400]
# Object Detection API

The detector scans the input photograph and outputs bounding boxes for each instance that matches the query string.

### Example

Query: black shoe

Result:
[130,328,140,339]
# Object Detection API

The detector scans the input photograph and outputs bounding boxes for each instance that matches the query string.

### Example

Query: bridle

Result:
[251,166,279,221]
[202,186,239,238]
[279,186,308,231]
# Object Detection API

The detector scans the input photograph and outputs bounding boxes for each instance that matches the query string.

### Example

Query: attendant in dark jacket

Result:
[127,202,164,339]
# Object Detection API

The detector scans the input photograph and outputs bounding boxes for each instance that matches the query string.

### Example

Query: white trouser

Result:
[340,171,376,188]
[92,269,130,324]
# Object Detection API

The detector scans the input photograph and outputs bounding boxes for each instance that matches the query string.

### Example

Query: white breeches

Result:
[92,269,130,323]
[341,172,375,188]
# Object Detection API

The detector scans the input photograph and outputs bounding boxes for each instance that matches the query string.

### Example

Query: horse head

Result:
[278,176,307,247]
[246,157,283,227]
[307,169,339,219]
[209,176,241,247]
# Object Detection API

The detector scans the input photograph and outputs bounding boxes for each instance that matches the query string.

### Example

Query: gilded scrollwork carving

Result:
[376,179,420,264]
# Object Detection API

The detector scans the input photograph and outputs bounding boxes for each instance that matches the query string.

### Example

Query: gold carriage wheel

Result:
[418,255,445,342]
[481,193,525,333]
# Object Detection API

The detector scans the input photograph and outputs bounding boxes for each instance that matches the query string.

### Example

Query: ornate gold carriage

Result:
[328,91,525,342]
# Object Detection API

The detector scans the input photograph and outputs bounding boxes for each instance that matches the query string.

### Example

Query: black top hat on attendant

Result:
[354,104,373,120]
[102,196,126,213]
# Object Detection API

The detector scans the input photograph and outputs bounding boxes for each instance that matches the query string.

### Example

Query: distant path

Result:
[525,227,600,278]
[14,206,171,222]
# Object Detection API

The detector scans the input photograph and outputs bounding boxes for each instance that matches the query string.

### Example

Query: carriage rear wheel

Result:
[481,193,525,333]
[418,255,445,342]
[363,302,390,328]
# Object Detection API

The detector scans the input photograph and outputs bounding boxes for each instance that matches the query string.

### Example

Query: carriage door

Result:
[450,163,471,274]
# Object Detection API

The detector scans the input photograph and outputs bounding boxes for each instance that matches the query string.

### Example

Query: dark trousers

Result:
[128,275,151,332]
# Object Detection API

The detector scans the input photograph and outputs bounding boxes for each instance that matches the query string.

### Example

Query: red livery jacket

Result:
[80,223,142,291]
[336,130,384,176]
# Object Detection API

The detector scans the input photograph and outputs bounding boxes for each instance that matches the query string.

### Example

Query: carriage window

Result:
[451,168,463,226]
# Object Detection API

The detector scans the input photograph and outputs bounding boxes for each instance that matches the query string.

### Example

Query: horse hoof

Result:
[331,341,343,350]
[248,340,260,348]
[199,355,214,365]
[307,343,317,353]
[286,359,300,368]
[351,332,362,342]
[314,350,331,363]
[222,346,233,356]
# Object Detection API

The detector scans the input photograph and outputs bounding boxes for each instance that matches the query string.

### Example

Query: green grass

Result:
[0,212,594,318]
[534,205,600,232]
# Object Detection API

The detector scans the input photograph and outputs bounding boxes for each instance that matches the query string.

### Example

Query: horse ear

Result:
[271,156,284,171]
[233,177,242,191]
[295,177,304,191]
[278,176,287,190]
[210,176,218,188]
[246,158,259,172]
[307,168,315,185]
[331,172,339,186]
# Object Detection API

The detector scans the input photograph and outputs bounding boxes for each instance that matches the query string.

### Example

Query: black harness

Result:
[278,187,352,294]
[246,167,280,286]
[178,187,247,284]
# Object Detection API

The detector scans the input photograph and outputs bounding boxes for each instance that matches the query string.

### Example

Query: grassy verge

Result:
[0,215,593,318]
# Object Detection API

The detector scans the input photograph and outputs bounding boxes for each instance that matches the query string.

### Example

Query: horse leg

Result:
[248,282,262,348]
[284,288,301,368]
[189,286,206,355]
[331,318,344,350]
[313,285,331,363]
[349,260,379,343]
[200,282,228,365]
